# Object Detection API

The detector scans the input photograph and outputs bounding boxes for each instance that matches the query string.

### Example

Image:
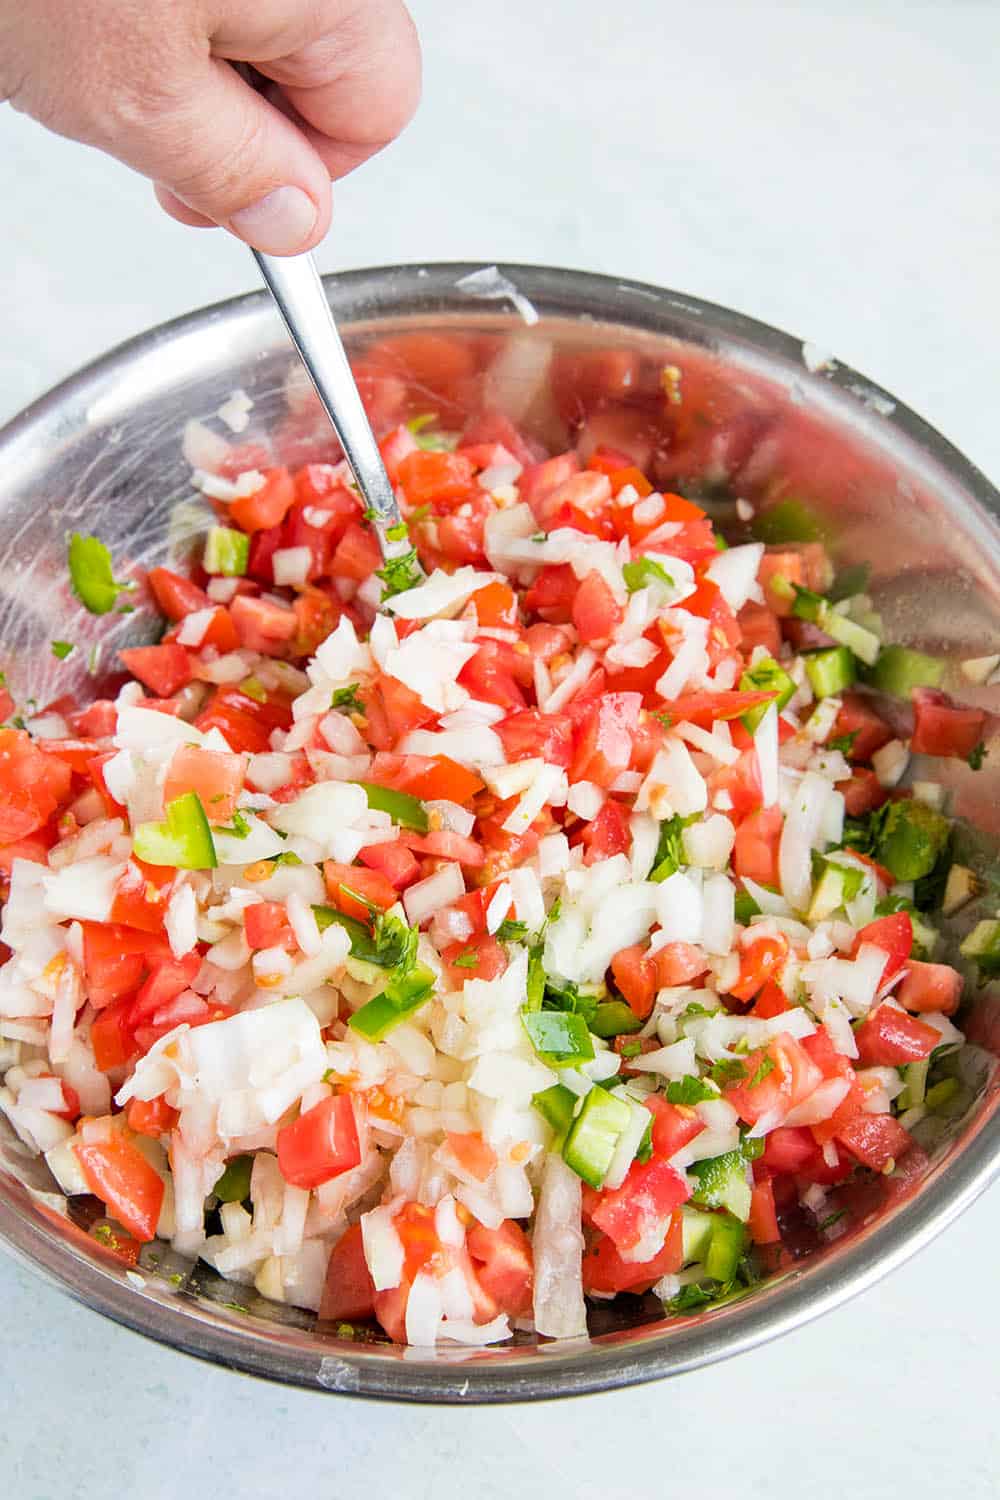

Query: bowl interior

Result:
[1,264,998,1401]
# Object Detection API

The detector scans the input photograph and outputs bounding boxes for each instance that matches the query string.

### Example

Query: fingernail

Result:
[230,186,317,254]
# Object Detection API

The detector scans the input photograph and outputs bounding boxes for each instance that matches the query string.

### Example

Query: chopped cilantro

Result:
[50,640,74,660]
[408,504,431,523]
[827,730,859,756]
[652,710,673,729]
[747,1055,776,1089]
[666,1075,718,1106]
[67,533,135,614]
[451,949,479,970]
[967,741,987,771]
[406,413,438,434]
[818,1209,847,1232]
[269,850,303,867]
[496,918,530,943]
[238,676,267,704]
[376,547,423,599]
[619,1039,643,1059]
[840,802,890,858]
[331,683,364,714]
[708,1058,747,1087]
[622,556,676,593]
[385,522,408,543]
[649,813,689,883]
[217,809,251,838]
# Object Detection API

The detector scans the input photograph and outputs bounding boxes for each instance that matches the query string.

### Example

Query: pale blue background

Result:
[1,3,998,1495]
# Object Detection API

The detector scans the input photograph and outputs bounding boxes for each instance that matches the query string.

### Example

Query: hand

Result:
[0,0,421,254]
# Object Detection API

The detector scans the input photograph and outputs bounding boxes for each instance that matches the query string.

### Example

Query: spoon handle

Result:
[252,250,403,559]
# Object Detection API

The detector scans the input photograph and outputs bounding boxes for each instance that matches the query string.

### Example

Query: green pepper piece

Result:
[521,1009,595,1067]
[804,645,856,699]
[705,1211,747,1281]
[561,1084,632,1189]
[358,781,429,833]
[751,498,827,545]
[133,791,217,869]
[739,657,796,731]
[532,1083,577,1139]
[214,1155,253,1203]
[203,525,250,577]
[867,644,945,698]
[590,1000,643,1039]
[348,961,436,1041]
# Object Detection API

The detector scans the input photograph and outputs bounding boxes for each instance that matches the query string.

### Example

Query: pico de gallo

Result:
[0,364,993,1348]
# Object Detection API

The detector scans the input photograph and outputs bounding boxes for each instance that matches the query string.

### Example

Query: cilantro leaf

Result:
[747,1055,776,1089]
[622,556,676,594]
[649,814,688,883]
[331,683,364,714]
[827,730,859,756]
[377,547,423,600]
[450,949,479,970]
[216,809,251,838]
[708,1058,747,1087]
[666,1075,719,1106]
[50,640,74,661]
[67,533,135,615]
[967,741,987,771]
[496,918,530,944]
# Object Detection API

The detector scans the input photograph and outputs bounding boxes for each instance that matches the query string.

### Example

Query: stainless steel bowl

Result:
[0,264,997,1402]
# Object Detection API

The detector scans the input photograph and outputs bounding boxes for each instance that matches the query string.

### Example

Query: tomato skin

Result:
[590,1157,690,1256]
[581,798,631,865]
[910,687,987,759]
[132,953,202,1022]
[75,1134,164,1242]
[583,1212,684,1295]
[896,960,963,1015]
[761,1126,817,1175]
[570,692,642,788]
[246,523,283,583]
[318,1223,376,1322]
[457,640,526,711]
[733,806,783,887]
[643,1094,704,1158]
[230,594,297,656]
[708,748,763,820]
[851,912,912,982]
[398,449,477,507]
[835,1112,912,1172]
[119,644,192,698]
[748,1179,781,1244]
[126,1094,179,1137]
[229,467,296,533]
[243,901,297,953]
[467,1219,534,1318]
[728,933,789,1002]
[854,1004,940,1066]
[163,745,245,824]
[81,922,168,1008]
[368,752,484,804]
[441,934,508,987]
[332,521,382,582]
[572,568,623,645]
[90,997,139,1071]
[653,942,709,988]
[146,567,211,620]
[750,980,791,1019]
[0,728,72,842]
[523,563,578,624]
[610,944,658,1020]
[496,710,574,767]
[276,1094,361,1190]
[323,862,398,921]
[840,768,888,817]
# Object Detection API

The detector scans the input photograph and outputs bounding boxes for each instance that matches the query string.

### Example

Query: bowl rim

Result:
[0,260,998,1403]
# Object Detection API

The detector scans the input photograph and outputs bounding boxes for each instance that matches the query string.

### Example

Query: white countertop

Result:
[2,2,998,1493]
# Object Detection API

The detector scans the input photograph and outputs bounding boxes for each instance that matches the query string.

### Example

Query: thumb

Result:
[126,60,333,254]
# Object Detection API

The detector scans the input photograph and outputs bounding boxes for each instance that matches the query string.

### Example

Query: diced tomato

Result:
[198,606,241,654]
[851,912,912,982]
[469,580,517,627]
[708,748,763,820]
[611,944,658,1020]
[398,449,477,508]
[119,644,192,698]
[331,521,382,583]
[195,694,272,754]
[441,934,508,987]
[835,1112,912,1172]
[728,932,789,1002]
[737,601,783,658]
[761,1125,818,1175]
[496,710,573,768]
[582,1213,684,1295]
[750,980,791,1019]
[146,566,211,621]
[523,563,578,624]
[276,1094,361,1190]
[0,728,73,841]
[75,1133,164,1242]
[896,960,963,1015]
[724,1033,823,1125]
[580,798,631,865]
[529,471,613,534]
[591,1157,690,1256]
[401,829,484,869]
[458,640,526,711]
[68,699,118,738]
[90,996,139,1071]
[243,901,297,953]
[586,446,637,479]
[229,467,296,533]
[608,463,654,498]
[854,1004,940,1066]
[318,1223,376,1323]
[323,862,398,921]
[733,805,783,887]
[230,593,297,656]
[358,839,422,891]
[163,744,244,823]
[832,693,893,762]
[81,922,165,1008]
[654,942,709,988]
[291,589,342,656]
[467,1219,534,1318]
[910,687,987,759]
[810,1076,867,1148]
[570,692,642,788]
[571,569,622,645]
[643,1094,705,1158]
[131,953,202,1022]
[126,1094,179,1137]
[368,753,484,804]
[518,451,581,507]
[246,523,283,584]
[840,768,888,817]
[757,544,831,615]
[747,1179,781,1245]
[133,993,234,1053]
[444,1131,498,1182]
[0,829,55,876]
[433,496,492,566]
[658,689,776,727]
[552,348,640,421]
[461,408,541,468]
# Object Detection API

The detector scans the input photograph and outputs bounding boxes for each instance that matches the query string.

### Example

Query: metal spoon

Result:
[252,250,408,567]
